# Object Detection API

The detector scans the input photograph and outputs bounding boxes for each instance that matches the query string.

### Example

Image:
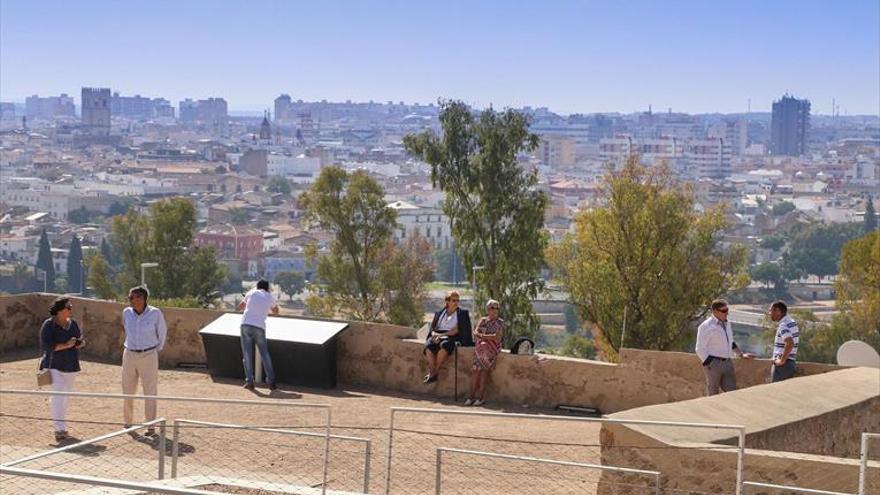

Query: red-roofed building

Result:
[195,224,263,260]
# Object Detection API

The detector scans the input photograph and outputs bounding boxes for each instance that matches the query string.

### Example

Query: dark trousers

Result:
[771,359,796,382]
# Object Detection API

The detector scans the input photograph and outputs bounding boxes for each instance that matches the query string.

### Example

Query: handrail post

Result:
[736,426,745,495]
[434,448,442,495]
[158,420,166,480]
[385,409,395,495]
[171,420,180,479]
[363,439,372,494]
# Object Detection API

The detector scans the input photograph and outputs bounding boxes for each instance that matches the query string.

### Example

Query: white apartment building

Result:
[599,135,730,179]
[267,153,321,177]
[846,157,879,187]
[599,136,686,170]
[388,200,451,250]
[709,120,748,156]
[0,235,38,263]
[688,138,732,180]
[538,136,577,167]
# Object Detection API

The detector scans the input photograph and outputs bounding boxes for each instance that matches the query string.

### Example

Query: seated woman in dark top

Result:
[40,297,85,442]
[423,291,472,383]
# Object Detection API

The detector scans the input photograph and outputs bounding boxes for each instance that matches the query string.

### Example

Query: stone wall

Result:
[0,293,845,414]
[598,422,879,495]
[599,366,880,494]
[0,294,219,367]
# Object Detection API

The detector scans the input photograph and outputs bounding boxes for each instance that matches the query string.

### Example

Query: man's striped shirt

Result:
[773,315,799,361]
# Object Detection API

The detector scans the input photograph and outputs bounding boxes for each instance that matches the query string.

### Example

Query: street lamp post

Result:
[140,262,159,290]
[80,260,86,295]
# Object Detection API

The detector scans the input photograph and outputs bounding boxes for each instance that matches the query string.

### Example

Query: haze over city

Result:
[1,2,879,495]
[2,0,879,115]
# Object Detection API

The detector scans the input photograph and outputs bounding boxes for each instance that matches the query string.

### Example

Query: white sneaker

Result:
[472,399,484,407]
[463,398,474,406]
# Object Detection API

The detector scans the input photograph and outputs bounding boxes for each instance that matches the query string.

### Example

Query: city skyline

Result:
[1,0,879,115]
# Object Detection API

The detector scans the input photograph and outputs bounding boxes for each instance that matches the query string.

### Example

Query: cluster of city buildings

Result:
[0,88,877,295]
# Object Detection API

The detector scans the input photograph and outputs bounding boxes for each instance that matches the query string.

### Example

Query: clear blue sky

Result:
[1,0,878,115]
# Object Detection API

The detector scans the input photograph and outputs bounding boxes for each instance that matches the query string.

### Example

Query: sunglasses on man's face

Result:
[716,307,729,313]
[489,306,499,310]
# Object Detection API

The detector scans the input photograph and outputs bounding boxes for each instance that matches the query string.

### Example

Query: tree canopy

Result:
[865,196,877,233]
[266,176,292,195]
[109,197,225,305]
[547,157,748,359]
[35,229,56,291]
[275,271,306,300]
[67,235,84,294]
[403,100,547,346]
[781,222,863,281]
[299,167,430,324]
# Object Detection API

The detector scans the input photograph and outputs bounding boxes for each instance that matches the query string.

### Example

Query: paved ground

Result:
[1,351,611,495]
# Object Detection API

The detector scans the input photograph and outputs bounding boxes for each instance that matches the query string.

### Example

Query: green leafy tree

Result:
[12,263,32,292]
[300,166,398,322]
[35,229,56,291]
[229,208,249,225]
[404,100,547,346]
[379,236,435,327]
[223,270,243,294]
[783,222,863,281]
[559,333,597,360]
[109,200,131,217]
[69,206,92,224]
[149,198,198,298]
[563,304,580,333]
[266,176,292,195]
[760,233,786,251]
[865,197,877,233]
[275,271,306,300]
[67,235,84,294]
[110,197,226,302]
[100,237,116,267]
[186,246,227,306]
[547,157,748,359]
[434,247,465,283]
[85,252,117,300]
[54,275,69,293]
[111,210,152,290]
[835,231,880,340]
[771,201,796,216]
[750,262,786,290]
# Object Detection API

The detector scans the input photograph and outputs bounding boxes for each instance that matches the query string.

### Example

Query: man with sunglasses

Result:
[695,299,753,396]
[121,286,167,436]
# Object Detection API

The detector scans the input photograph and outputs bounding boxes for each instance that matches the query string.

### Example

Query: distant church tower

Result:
[259,110,272,141]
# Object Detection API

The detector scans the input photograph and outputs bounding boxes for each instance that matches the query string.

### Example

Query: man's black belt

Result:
[127,345,157,353]
[703,355,729,366]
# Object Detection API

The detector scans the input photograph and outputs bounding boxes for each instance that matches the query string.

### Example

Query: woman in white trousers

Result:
[40,297,85,442]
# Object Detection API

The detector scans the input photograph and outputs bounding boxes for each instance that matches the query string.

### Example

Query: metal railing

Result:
[2,418,167,474]
[860,432,880,495]
[385,406,746,495]
[170,418,373,493]
[434,446,662,495]
[0,466,222,495]
[743,481,855,495]
[0,389,333,495]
